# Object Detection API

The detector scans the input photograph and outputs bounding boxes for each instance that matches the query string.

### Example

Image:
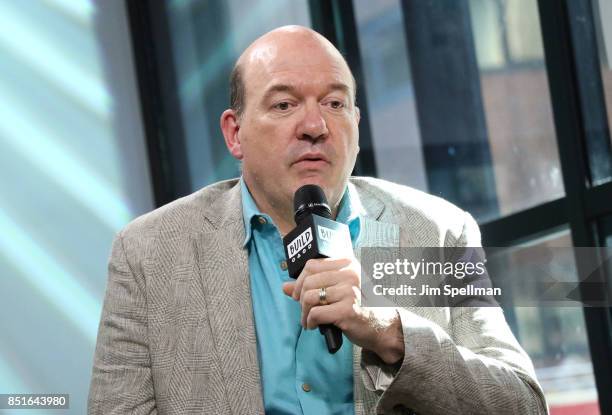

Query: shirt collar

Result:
[240,177,365,247]
[240,177,265,247]
[335,181,365,246]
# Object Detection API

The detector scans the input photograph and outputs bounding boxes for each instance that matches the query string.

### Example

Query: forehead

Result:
[241,39,354,98]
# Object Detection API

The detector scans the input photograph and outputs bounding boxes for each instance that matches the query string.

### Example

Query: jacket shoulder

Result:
[350,176,465,218]
[350,177,480,246]
[119,178,240,241]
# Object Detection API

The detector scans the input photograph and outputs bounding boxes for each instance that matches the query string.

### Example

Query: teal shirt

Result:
[241,178,363,415]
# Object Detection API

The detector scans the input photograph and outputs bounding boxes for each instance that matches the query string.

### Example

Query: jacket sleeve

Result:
[88,232,157,414]
[360,212,548,415]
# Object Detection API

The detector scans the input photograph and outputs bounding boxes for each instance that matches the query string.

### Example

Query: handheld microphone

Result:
[282,184,353,354]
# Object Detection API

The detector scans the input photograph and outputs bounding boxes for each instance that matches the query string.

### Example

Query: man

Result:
[88,26,547,414]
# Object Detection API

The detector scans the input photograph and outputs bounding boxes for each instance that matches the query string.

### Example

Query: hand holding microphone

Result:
[282,184,405,363]
[282,184,353,353]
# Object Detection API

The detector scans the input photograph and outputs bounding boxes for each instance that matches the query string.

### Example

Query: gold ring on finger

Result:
[318,287,328,305]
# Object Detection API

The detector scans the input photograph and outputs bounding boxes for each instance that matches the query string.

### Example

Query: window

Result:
[592,0,612,185]
[355,0,563,222]
[163,0,312,192]
[353,0,427,190]
[0,1,153,412]
[487,230,599,414]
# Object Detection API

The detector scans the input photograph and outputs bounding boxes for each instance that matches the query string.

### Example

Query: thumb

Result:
[282,282,295,297]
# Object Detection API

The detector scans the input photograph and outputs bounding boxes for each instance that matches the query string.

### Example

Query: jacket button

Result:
[301,383,312,392]
[257,216,267,225]
[280,260,288,270]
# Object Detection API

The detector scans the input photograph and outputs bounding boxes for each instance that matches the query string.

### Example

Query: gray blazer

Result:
[88,177,547,414]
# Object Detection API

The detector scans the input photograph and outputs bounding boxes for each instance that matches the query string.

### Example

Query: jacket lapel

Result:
[195,182,265,414]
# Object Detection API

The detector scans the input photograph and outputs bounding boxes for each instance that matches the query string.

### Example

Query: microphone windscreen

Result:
[293,184,332,221]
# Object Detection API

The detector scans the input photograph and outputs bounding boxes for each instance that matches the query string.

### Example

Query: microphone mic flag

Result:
[282,184,353,354]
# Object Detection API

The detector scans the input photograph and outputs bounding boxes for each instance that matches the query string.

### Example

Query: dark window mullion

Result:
[480,198,567,246]
[585,181,612,219]
[126,0,191,207]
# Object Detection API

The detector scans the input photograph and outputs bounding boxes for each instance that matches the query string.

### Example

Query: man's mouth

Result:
[293,153,330,166]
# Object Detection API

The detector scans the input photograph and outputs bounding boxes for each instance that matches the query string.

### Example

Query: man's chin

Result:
[293,176,328,191]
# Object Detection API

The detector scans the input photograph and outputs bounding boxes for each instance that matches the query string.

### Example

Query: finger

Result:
[293,257,352,300]
[302,257,353,274]
[282,282,294,297]
[299,269,360,301]
[306,300,349,330]
[300,285,346,327]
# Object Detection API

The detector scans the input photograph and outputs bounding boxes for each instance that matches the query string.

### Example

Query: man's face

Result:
[235,34,360,214]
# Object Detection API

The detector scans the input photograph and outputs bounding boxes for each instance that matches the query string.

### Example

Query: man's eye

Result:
[329,100,345,109]
[274,102,291,111]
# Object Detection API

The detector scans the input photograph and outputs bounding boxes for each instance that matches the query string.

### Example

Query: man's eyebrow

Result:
[261,82,352,101]
[328,82,351,95]
[262,84,297,101]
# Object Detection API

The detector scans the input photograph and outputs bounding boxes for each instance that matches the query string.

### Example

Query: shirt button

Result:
[257,216,267,225]
[280,260,288,271]
[301,383,312,393]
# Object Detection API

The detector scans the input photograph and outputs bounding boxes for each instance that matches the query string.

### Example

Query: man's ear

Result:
[354,106,361,156]
[220,109,243,160]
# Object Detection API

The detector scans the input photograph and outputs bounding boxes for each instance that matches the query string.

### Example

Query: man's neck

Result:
[246,189,338,237]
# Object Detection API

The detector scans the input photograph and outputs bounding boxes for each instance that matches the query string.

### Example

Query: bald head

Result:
[229,25,356,118]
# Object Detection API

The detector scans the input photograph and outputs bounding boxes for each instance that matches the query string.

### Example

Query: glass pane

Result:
[598,214,612,252]
[592,0,612,184]
[353,0,427,190]
[487,230,600,415]
[594,0,612,138]
[473,0,564,218]
[164,0,312,191]
[0,1,154,413]
[354,0,564,222]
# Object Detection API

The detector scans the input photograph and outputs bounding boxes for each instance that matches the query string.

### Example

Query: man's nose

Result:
[296,103,328,142]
